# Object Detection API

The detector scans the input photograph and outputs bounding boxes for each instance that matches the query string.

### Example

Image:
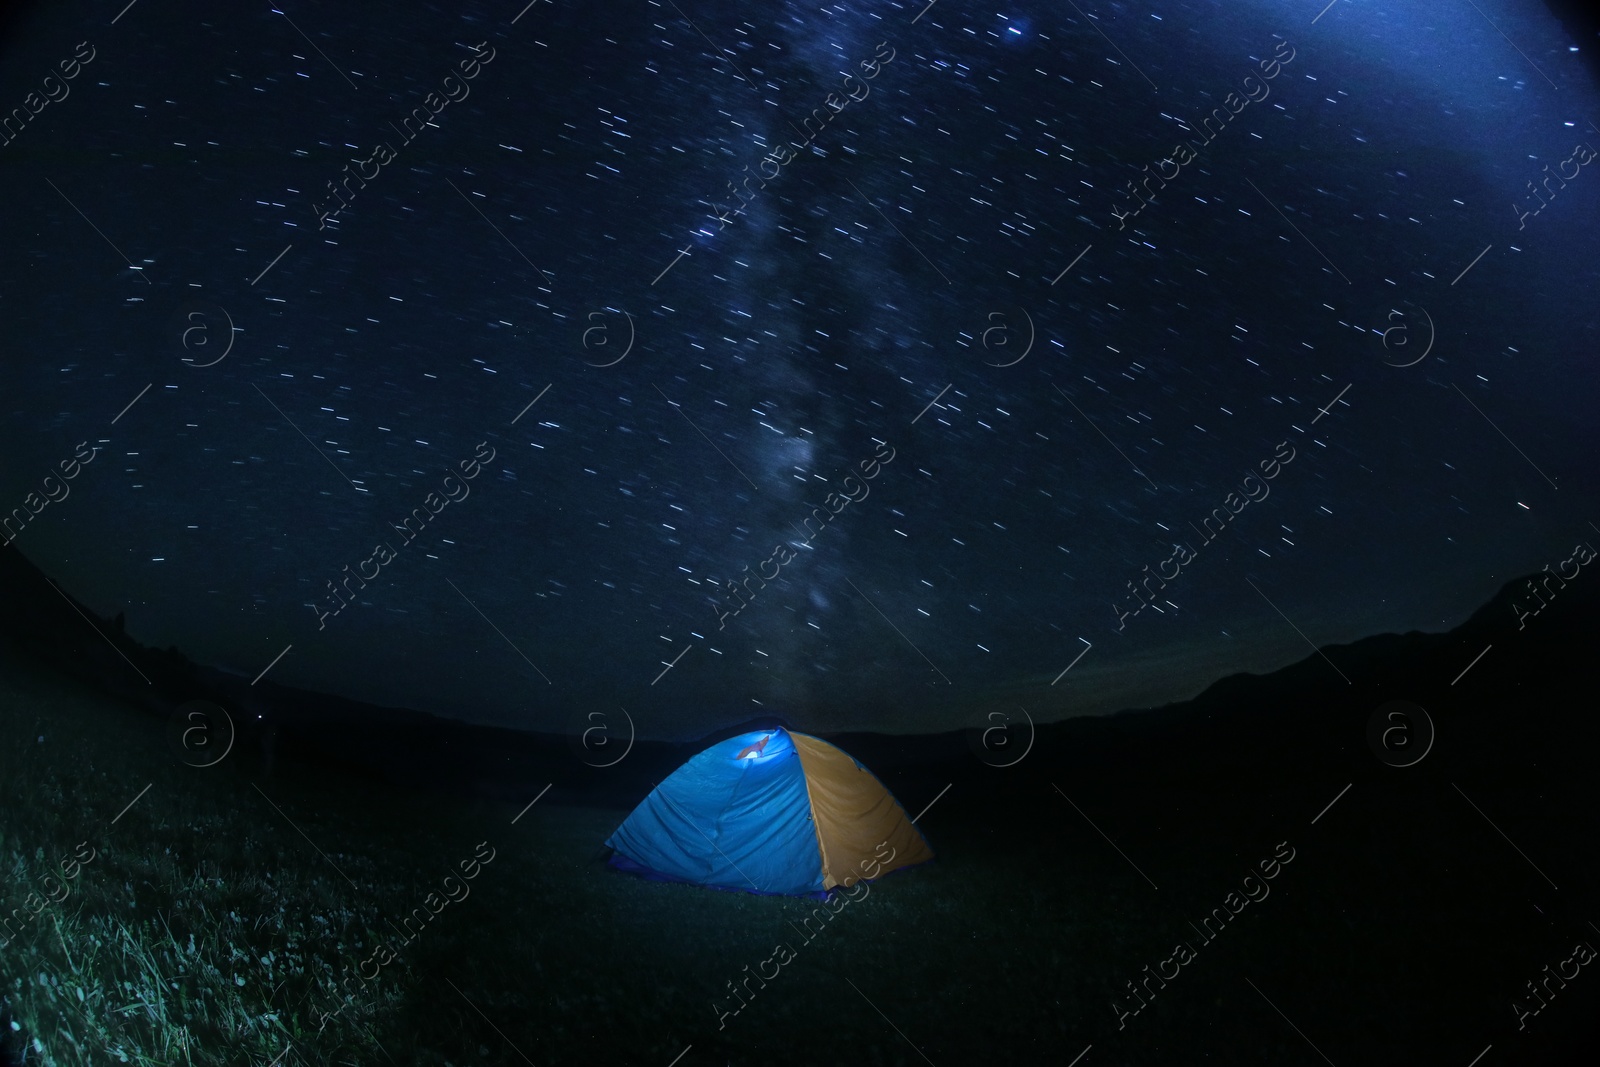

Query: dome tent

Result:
[604,728,933,897]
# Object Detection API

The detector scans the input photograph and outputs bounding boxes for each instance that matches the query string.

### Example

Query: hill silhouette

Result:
[3,538,1595,814]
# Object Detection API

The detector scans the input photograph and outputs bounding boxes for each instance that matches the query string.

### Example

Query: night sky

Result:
[1,0,1596,740]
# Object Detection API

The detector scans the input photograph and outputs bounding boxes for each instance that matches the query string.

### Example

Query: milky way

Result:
[1,0,1596,739]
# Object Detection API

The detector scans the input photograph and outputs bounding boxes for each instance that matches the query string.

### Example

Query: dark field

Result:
[2,574,1597,1066]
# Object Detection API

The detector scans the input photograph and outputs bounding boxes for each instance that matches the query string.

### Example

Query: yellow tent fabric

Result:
[791,732,935,889]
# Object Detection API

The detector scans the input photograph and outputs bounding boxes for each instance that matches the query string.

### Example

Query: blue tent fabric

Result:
[605,730,826,896]
[604,852,828,900]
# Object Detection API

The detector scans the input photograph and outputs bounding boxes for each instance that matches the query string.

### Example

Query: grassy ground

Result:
[3,638,1597,1065]
[2,653,1073,1067]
